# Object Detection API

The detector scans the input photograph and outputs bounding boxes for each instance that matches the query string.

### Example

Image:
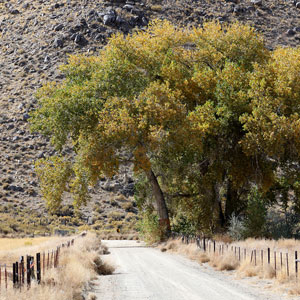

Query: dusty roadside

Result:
[90,240,295,300]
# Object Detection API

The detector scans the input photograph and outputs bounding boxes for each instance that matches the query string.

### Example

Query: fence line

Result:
[0,236,79,292]
[173,232,300,280]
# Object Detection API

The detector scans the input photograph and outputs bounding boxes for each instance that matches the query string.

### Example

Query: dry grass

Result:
[197,252,210,263]
[212,234,233,244]
[160,239,203,261]
[88,293,97,300]
[237,260,261,277]
[234,238,300,252]
[0,236,72,265]
[160,237,300,295]
[162,239,201,260]
[0,236,54,251]
[209,253,239,271]
[0,232,114,300]
[93,256,115,275]
[166,240,180,251]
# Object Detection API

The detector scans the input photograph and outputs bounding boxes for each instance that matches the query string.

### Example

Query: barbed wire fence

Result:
[0,232,87,293]
[173,232,299,280]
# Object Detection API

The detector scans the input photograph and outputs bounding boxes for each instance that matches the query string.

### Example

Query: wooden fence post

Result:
[261,250,263,265]
[203,237,206,252]
[5,265,7,290]
[21,256,24,286]
[37,253,41,284]
[286,253,289,277]
[31,256,35,280]
[16,262,19,287]
[27,255,31,287]
[43,252,45,275]
[274,251,277,278]
[57,247,60,266]
[55,249,58,267]
[268,248,270,264]
[19,259,22,287]
[13,263,16,288]
[213,241,216,253]
[56,249,58,267]
[51,250,53,268]
[295,251,298,278]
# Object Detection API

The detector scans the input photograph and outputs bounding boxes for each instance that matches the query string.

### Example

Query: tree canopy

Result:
[30,20,300,238]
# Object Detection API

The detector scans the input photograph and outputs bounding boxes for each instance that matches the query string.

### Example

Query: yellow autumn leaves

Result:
[31,19,300,221]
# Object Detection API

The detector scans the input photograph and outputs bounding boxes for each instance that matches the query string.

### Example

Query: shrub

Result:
[171,214,196,235]
[265,205,300,239]
[228,214,246,241]
[244,186,267,238]
[137,209,164,244]
[93,256,115,275]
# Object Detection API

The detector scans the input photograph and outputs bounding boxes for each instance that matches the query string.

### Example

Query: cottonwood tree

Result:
[30,20,300,238]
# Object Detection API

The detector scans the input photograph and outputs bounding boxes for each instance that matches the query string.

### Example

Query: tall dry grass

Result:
[0,233,114,300]
[0,236,74,265]
[0,236,55,251]
[160,237,300,295]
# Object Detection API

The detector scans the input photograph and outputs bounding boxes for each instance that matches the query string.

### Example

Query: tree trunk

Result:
[214,183,226,229]
[225,179,238,224]
[146,169,171,237]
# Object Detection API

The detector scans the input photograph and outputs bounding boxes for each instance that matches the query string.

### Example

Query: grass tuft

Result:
[93,256,115,275]
[88,293,97,300]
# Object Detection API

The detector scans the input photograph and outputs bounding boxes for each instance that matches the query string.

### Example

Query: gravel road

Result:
[92,240,290,300]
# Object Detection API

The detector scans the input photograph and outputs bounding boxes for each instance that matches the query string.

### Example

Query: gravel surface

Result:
[92,240,292,300]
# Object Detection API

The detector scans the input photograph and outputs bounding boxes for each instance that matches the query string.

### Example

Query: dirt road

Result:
[92,240,288,300]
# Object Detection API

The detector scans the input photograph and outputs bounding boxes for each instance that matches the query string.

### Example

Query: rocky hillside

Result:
[0,0,299,235]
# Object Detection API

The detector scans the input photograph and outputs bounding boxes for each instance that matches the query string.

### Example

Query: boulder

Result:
[53,37,64,48]
[54,24,64,31]
[103,14,116,26]
[251,0,262,5]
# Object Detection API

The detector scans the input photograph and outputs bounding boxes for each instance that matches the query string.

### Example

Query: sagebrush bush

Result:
[228,214,246,241]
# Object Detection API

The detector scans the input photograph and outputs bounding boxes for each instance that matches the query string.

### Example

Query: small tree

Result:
[244,186,267,238]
